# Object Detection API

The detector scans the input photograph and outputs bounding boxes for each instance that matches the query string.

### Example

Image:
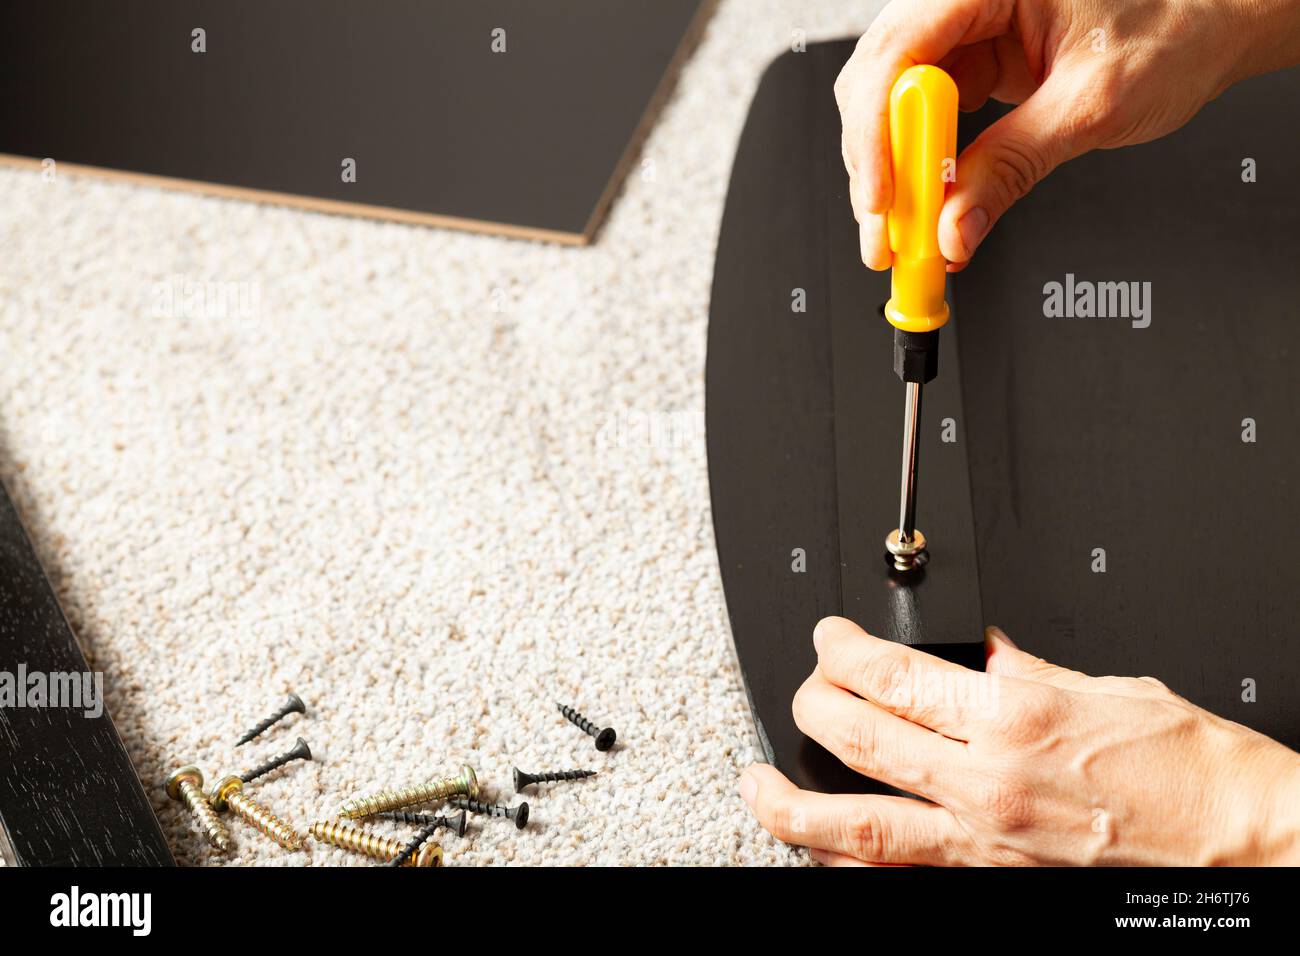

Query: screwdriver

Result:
[881,65,958,572]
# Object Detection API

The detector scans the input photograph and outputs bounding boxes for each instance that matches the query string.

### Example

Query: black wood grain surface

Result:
[0,482,173,866]
[0,0,707,241]
[707,42,1300,796]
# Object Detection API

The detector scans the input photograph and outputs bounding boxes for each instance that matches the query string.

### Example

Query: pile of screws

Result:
[165,695,620,866]
[166,694,314,858]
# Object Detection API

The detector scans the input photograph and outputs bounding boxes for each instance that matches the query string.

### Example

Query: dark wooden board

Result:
[0,481,174,866]
[707,42,1300,796]
[961,70,1300,748]
[0,0,710,243]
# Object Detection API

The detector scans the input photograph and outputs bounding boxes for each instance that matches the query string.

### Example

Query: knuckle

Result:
[833,71,852,109]
[853,650,912,704]
[987,136,1049,205]
[979,777,1036,830]
[837,714,884,771]
[988,685,1056,744]
[1135,675,1171,693]
[839,802,889,861]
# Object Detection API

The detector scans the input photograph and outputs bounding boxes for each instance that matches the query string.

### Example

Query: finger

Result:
[811,848,901,867]
[814,616,1002,739]
[860,212,891,270]
[986,627,1174,699]
[836,0,1016,214]
[938,70,1108,262]
[940,40,999,112]
[794,669,970,800]
[740,763,970,865]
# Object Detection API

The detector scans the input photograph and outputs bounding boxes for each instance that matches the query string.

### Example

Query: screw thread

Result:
[240,738,311,783]
[535,769,596,784]
[339,766,477,818]
[386,823,441,867]
[236,694,304,746]
[227,789,303,850]
[454,798,505,818]
[310,820,442,866]
[377,810,458,828]
[558,703,599,736]
[178,779,232,853]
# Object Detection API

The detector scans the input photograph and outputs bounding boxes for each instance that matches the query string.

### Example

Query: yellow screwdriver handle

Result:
[884,65,958,334]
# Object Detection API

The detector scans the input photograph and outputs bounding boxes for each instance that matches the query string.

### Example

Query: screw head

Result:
[449,809,468,837]
[885,528,927,571]
[512,767,531,793]
[291,736,312,761]
[461,764,479,800]
[209,775,244,812]
[513,802,530,829]
[284,693,307,715]
[414,843,444,868]
[165,765,203,801]
[595,727,617,751]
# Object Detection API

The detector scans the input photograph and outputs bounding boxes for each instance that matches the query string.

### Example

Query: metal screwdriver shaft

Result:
[898,381,922,544]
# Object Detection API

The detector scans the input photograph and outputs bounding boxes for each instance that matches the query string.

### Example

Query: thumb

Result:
[939,72,1103,262]
[984,626,1095,691]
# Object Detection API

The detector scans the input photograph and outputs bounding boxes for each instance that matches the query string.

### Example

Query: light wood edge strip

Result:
[0,152,588,247]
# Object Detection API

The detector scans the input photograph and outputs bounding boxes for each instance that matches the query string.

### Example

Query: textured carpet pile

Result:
[0,1,883,865]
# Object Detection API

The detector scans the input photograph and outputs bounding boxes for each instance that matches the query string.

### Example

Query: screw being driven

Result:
[339,765,479,818]
[451,797,529,830]
[885,527,927,572]
[513,767,596,793]
[166,766,232,853]
[210,776,304,850]
[557,703,617,751]
[310,820,443,867]
[240,737,312,783]
[376,809,468,838]
[236,693,306,746]
[385,823,441,868]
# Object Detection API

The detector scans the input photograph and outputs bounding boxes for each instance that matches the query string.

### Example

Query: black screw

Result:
[384,822,440,867]
[236,693,306,746]
[557,703,617,751]
[451,797,529,830]
[239,737,313,783]
[375,808,468,838]
[513,767,596,793]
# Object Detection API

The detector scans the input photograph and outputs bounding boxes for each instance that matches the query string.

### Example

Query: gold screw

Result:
[210,775,304,850]
[339,764,478,818]
[166,765,232,853]
[310,820,443,867]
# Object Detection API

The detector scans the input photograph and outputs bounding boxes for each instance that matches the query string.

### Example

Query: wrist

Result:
[1253,748,1300,865]
[1213,733,1300,865]
[1221,0,1300,85]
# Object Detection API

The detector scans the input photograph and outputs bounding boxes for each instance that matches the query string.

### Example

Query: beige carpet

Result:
[0,0,884,866]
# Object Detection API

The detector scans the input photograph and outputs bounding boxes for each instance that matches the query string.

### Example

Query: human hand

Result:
[837,0,1300,270]
[739,617,1300,865]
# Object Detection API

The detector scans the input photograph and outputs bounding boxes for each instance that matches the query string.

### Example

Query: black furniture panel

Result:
[708,42,1300,795]
[0,1,709,242]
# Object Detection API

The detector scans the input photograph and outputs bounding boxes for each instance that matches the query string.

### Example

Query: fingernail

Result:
[956,207,988,258]
[859,221,873,265]
[813,618,832,652]
[738,770,758,808]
